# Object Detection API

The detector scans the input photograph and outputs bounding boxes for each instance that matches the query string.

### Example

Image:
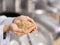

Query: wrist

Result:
[3,25,10,33]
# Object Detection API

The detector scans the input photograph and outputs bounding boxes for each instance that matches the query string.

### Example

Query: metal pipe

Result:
[27,0,35,13]
[2,0,6,11]
[15,0,21,12]
[34,10,59,39]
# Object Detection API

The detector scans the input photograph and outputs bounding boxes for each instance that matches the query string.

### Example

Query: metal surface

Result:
[10,10,59,45]
[0,0,59,45]
[10,22,53,45]
[34,10,59,39]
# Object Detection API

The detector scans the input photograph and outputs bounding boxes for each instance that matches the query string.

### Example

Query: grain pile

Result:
[16,20,35,30]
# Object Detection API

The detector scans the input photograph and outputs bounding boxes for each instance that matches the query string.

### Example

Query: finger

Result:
[13,16,22,22]
[34,26,38,31]
[13,29,24,33]
[26,16,36,26]
[11,23,25,33]
[17,29,24,33]
[26,26,36,33]
[33,26,38,31]
[30,26,37,33]
[16,15,27,20]
[14,32,25,36]
[10,23,18,31]
[14,19,20,24]
[30,28,35,33]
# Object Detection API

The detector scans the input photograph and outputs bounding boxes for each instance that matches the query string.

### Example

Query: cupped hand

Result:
[10,23,25,36]
[12,15,37,35]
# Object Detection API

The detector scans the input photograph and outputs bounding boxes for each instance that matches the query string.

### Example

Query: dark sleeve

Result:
[0,12,21,17]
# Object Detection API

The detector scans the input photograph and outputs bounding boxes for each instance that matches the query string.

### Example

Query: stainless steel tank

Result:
[0,0,59,45]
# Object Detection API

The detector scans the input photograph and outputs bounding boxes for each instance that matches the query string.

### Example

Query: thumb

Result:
[10,23,18,31]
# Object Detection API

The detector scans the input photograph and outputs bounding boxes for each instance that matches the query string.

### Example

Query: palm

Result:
[11,15,37,36]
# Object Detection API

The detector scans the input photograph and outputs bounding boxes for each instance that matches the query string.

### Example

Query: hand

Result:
[10,23,25,36]
[13,15,37,33]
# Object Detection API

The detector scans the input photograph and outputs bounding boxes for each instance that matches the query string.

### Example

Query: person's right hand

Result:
[10,23,25,36]
[13,15,37,33]
[11,15,37,36]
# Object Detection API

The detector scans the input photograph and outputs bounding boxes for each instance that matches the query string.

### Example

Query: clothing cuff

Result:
[0,25,4,44]
[3,17,15,25]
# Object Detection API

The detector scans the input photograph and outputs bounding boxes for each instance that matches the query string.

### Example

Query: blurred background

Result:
[0,0,59,21]
[0,0,60,45]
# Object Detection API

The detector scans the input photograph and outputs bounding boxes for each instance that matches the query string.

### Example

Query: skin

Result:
[3,15,37,36]
[3,25,10,33]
